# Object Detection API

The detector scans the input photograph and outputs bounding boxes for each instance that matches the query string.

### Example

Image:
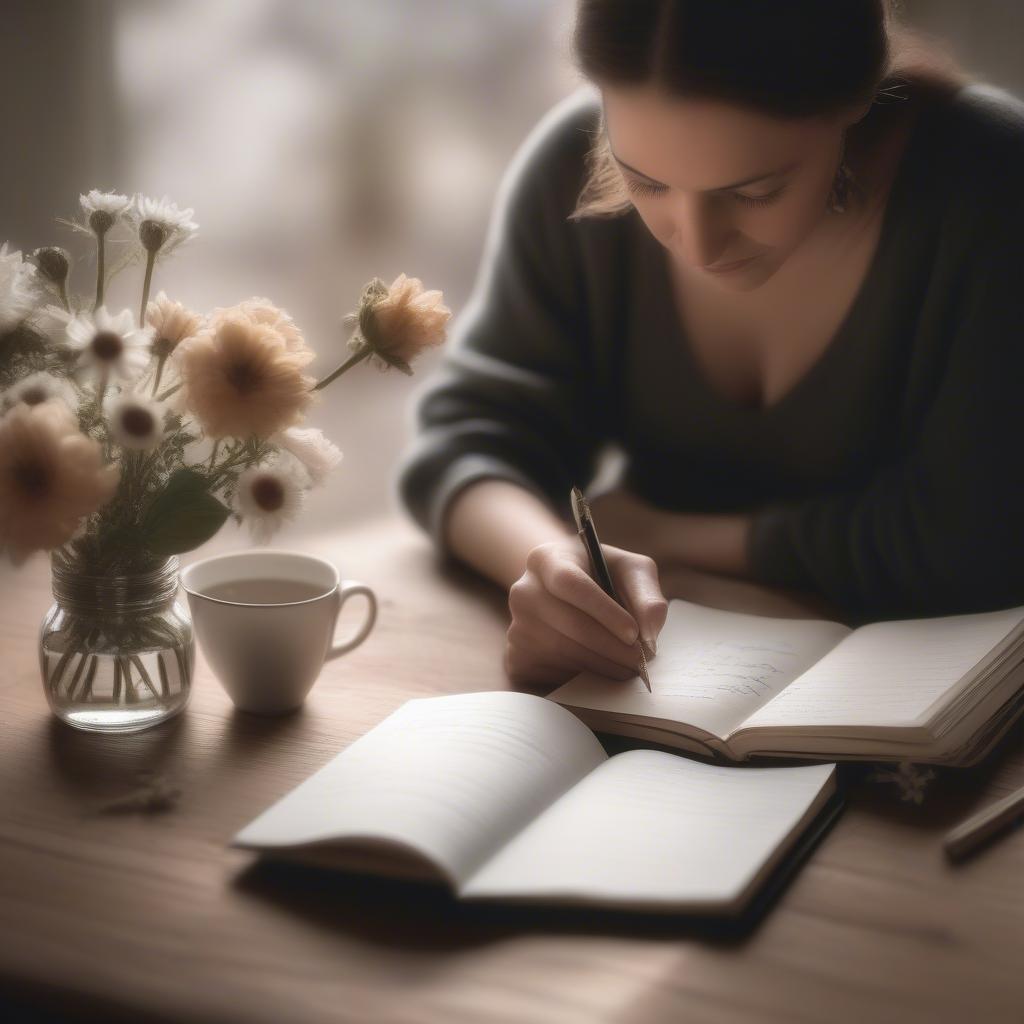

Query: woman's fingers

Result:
[504,538,669,690]
[509,580,644,671]
[604,546,669,653]
[526,544,639,645]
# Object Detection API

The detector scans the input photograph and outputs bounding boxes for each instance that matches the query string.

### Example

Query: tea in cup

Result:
[180,550,377,714]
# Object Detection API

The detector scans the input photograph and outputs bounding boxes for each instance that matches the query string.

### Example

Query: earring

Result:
[827,133,855,214]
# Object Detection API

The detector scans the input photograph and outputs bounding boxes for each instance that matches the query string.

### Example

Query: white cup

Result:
[180,549,377,715]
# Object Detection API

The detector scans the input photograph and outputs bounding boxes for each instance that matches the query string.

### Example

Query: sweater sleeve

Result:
[394,95,605,558]
[747,199,1024,620]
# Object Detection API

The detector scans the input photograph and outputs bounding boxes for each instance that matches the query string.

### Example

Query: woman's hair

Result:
[569,0,969,220]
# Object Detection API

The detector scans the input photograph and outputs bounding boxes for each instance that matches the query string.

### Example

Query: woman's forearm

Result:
[442,479,574,589]
[654,510,754,577]
[441,479,847,624]
[584,487,846,619]
[587,487,754,577]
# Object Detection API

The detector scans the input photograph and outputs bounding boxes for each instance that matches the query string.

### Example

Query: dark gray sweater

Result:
[395,81,1024,622]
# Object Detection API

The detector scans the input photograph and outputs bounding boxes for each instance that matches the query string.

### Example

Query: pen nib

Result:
[638,645,652,693]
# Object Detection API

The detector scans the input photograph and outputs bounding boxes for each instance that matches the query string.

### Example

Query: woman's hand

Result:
[504,537,669,689]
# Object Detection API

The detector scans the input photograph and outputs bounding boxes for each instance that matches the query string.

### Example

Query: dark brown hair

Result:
[569,0,969,218]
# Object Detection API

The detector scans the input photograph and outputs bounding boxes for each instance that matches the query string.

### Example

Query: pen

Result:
[943,781,1024,863]
[569,485,652,692]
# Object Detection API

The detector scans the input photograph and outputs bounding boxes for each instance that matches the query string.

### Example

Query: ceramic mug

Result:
[180,549,377,715]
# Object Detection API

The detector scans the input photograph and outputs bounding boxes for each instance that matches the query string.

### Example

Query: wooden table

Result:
[2,515,1024,1024]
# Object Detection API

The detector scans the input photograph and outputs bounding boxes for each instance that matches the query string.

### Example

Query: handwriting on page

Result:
[568,600,855,738]
[652,639,799,700]
[743,607,1024,729]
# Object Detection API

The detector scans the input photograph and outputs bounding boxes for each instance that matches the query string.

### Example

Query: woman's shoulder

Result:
[495,85,603,227]
[944,80,1024,150]
[926,80,1024,222]
[514,85,603,171]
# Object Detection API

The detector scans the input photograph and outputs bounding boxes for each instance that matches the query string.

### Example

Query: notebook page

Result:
[233,691,607,886]
[741,605,1024,731]
[460,750,835,909]
[550,600,850,738]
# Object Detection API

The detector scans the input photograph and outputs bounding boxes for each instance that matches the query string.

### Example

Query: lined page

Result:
[233,691,606,886]
[460,750,835,910]
[742,605,1024,730]
[550,600,850,739]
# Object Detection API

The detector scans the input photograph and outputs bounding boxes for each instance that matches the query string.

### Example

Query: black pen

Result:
[570,485,652,692]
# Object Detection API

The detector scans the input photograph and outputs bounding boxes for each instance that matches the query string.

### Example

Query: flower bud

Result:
[139,220,168,253]
[89,209,115,236]
[31,246,70,287]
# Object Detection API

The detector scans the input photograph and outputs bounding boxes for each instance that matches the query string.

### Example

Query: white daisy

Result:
[105,390,166,450]
[127,194,198,256]
[65,306,153,382]
[271,426,343,486]
[0,242,40,333]
[2,372,80,415]
[80,190,131,217]
[233,455,307,543]
[79,190,131,232]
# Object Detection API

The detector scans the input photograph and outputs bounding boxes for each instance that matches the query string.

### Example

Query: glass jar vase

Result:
[39,554,195,733]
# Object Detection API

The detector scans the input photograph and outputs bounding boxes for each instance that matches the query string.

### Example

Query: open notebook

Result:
[233,691,837,917]
[549,599,1024,766]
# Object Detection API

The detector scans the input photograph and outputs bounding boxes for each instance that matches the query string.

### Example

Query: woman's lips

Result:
[703,254,759,274]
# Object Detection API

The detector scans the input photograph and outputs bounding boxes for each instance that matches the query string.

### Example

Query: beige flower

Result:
[208,297,314,366]
[146,291,203,359]
[176,314,316,440]
[0,399,119,565]
[360,273,450,374]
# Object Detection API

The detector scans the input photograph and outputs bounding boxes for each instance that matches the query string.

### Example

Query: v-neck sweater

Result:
[395,81,1024,622]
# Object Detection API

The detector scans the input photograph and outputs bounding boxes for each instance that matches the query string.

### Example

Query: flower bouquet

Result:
[0,189,450,732]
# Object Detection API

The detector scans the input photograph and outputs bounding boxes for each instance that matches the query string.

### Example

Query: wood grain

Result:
[1,514,1023,1024]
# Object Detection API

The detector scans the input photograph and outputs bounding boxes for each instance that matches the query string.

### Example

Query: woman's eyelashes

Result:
[625,178,787,207]
[735,186,787,207]
[624,179,667,199]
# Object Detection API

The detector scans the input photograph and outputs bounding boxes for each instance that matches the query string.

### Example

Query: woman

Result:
[396,0,1024,687]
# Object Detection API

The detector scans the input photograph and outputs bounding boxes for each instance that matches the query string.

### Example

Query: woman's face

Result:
[601,85,865,292]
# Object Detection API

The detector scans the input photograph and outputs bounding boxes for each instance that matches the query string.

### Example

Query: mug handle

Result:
[326,581,378,660]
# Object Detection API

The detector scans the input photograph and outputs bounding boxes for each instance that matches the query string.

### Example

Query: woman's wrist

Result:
[444,478,574,590]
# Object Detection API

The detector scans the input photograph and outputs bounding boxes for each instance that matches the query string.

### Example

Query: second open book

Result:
[234,691,836,917]
[548,599,1024,766]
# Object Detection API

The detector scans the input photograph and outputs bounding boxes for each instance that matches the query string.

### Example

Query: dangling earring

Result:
[827,133,855,214]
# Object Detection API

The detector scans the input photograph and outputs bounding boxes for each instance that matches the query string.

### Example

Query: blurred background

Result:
[3,0,1023,546]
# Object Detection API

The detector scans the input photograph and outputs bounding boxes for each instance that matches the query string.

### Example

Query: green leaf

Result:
[142,468,230,555]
